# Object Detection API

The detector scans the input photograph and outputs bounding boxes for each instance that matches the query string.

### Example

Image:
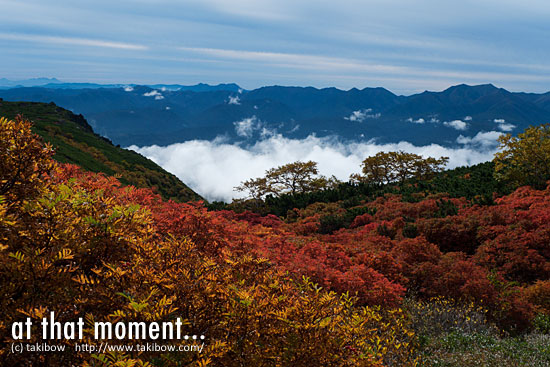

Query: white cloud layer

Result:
[406,117,425,124]
[228,95,241,105]
[344,109,380,122]
[130,134,501,202]
[493,118,515,132]
[233,116,277,138]
[498,123,515,132]
[0,32,147,50]
[456,130,503,148]
[143,90,164,100]
[444,120,468,130]
[234,116,257,137]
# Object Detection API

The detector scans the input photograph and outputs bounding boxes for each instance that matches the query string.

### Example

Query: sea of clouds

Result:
[129,131,503,202]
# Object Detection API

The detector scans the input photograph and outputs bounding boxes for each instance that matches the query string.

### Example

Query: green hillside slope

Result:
[0,99,201,202]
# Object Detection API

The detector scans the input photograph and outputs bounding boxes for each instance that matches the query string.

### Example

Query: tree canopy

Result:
[351,151,449,185]
[235,161,338,199]
[493,123,550,189]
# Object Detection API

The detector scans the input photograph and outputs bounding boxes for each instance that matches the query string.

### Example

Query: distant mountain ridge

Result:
[0,78,242,92]
[0,77,62,88]
[0,83,549,147]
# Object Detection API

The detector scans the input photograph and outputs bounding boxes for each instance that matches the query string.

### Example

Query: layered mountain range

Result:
[0,82,549,147]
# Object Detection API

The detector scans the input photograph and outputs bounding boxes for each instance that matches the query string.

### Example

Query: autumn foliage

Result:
[2,115,550,366]
[494,123,550,189]
[351,151,448,185]
[0,117,420,366]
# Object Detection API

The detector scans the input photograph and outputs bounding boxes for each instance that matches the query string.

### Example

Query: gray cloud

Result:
[130,135,500,202]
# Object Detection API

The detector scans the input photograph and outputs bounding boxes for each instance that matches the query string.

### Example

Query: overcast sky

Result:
[1,0,549,94]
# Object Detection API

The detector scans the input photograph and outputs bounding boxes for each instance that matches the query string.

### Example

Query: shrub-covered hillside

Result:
[0,116,421,366]
[0,100,201,202]
[1,116,549,366]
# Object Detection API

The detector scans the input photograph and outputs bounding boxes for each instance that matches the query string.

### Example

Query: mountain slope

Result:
[0,99,202,202]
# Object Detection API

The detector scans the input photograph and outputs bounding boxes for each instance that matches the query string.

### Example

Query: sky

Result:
[1,0,550,94]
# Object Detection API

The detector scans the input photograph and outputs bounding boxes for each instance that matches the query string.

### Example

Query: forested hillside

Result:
[0,100,201,202]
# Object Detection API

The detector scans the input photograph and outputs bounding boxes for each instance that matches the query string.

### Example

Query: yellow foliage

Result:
[493,123,550,189]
